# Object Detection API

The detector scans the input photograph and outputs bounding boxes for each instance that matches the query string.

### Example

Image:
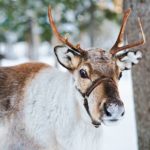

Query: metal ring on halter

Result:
[76,77,116,127]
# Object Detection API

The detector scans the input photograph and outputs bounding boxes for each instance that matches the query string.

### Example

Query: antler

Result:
[110,8,146,55]
[48,6,85,55]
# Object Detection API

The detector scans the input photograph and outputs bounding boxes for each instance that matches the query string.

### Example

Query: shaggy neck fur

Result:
[0,66,103,150]
[24,68,103,150]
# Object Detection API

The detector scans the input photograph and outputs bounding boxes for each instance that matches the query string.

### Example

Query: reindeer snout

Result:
[102,99,125,122]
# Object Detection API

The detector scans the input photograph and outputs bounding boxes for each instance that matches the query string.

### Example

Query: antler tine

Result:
[110,8,146,55]
[110,8,131,55]
[48,6,84,54]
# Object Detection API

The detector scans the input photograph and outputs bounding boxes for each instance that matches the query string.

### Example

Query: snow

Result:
[101,71,138,150]
[1,58,138,150]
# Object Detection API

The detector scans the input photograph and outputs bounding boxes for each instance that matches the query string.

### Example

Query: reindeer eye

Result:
[79,69,88,78]
[118,72,122,80]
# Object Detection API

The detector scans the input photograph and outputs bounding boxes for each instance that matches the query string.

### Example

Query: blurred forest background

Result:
[0,0,122,62]
[0,0,149,150]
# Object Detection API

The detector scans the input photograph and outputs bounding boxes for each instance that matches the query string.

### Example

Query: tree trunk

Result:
[27,16,40,60]
[123,1,150,149]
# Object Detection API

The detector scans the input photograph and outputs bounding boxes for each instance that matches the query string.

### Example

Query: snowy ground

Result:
[1,57,138,150]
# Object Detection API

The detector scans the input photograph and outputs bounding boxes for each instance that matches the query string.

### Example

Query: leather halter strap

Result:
[77,77,115,127]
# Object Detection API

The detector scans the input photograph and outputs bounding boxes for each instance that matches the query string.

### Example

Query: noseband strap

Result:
[77,77,115,127]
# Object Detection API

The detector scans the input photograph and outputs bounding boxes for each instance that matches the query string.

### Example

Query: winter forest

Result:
[0,0,150,150]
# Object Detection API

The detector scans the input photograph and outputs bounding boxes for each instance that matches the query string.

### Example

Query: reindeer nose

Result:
[103,100,125,119]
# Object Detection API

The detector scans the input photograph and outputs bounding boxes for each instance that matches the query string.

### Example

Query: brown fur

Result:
[0,62,50,118]
[75,49,121,120]
[76,49,120,92]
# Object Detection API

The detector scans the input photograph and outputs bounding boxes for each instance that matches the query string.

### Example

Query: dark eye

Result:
[79,69,88,78]
[118,72,122,80]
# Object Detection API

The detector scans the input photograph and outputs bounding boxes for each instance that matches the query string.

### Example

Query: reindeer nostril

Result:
[103,100,125,118]
[121,111,125,116]
[104,103,112,117]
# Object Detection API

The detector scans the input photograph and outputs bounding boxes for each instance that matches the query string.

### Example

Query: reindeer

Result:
[0,6,145,150]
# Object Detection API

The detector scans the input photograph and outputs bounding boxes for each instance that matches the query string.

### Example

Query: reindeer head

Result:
[48,6,145,127]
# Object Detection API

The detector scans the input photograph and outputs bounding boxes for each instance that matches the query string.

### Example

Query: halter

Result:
[77,77,115,127]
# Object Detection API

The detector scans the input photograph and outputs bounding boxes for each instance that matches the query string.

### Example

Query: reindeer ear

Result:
[116,50,142,70]
[54,45,82,70]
